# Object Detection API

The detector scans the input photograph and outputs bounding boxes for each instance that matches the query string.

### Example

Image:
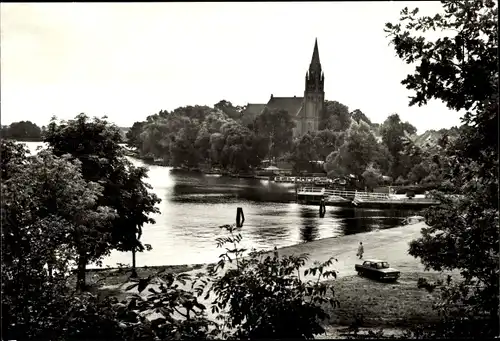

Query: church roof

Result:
[241,103,267,126]
[245,103,267,115]
[266,96,304,117]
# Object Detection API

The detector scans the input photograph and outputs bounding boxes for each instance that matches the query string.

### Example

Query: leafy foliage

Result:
[362,164,383,191]
[44,113,160,289]
[379,114,418,179]
[116,272,218,340]
[324,120,379,178]
[0,141,124,340]
[214,100,244,121]
[321,100,352,131]
[126,121,146,150]
[206,224,339,339]
[0,139,30,180]
[386,0,499,337]
[254,108,295,159]
[127,104,272,172]
[1,120,43,141]
[290,133,319,173]
[350,109,372,126]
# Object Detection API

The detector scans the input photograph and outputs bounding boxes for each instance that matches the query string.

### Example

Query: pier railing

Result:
[298,187,395,200]
[353,192,392,200]
[297,187,325,194]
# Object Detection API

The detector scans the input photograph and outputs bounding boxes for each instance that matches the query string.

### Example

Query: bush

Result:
[205,224,340,339]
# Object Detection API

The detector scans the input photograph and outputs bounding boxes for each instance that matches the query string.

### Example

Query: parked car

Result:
[355,259,400,282]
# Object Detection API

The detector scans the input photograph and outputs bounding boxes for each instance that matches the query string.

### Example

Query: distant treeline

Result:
[125,99,461,192]
[1,121,45,142]
[1,120,130,143]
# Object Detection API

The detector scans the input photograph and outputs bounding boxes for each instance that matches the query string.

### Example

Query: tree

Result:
[254,108,295,159]
[0,140,29,180]
[1,120,43,141]
[362,164,383,191]
[0,141,165,340]
[45,113,160,290]
[380,114,418,179]
[209,132,226,167]
[214,100,243,121]
[0,143,117,337]
[170,121,202,168]
[350,109,372,126]
[126,121,146,150]
[3,147,116,291]
[138,118,172,160]
[195,126,212,164]
[171,105,212,124]
[324,120,379,179]
[407,162,431,184]
[371,144,393,176]
[220,122,266,172]
[312,130,345,161]
[290,133,319,173]
[386,0,498,337]
[204,110,235,133]
[321,100,352,131]
[111,162,161,278]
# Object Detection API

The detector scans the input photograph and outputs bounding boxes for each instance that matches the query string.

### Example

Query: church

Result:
[242,38,325,138]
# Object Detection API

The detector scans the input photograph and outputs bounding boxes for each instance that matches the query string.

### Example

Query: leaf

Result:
[194,301,206,310]
[125,283,139,291]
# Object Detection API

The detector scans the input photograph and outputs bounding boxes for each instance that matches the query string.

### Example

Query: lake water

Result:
[21,142,419,267]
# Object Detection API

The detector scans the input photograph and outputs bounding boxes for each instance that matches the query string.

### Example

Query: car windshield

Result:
[377,262,390,269]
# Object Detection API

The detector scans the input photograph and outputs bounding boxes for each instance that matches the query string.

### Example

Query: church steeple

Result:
[305,38,324,92]
[309,38,321,72]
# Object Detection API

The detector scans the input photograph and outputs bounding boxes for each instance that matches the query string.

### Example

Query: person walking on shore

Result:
[357,242,364,259]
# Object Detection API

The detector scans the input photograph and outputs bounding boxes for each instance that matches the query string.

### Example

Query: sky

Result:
[1,2,464,133]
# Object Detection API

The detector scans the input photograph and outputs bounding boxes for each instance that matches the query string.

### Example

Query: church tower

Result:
[302,38,325,135]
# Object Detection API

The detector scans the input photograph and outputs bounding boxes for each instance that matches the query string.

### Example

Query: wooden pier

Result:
[296,187,440,208]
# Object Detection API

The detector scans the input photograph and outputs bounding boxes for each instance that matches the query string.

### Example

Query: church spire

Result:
[305,38,324,93]
[310,38,321,68]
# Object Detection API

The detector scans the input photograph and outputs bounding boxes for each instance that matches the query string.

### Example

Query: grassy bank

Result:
[76,264,205,300]
[323,271,459,328]
[82,221,457,334]
[87,265,456,331]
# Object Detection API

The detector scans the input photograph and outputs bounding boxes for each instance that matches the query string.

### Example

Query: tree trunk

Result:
[2,302,10,340]
[47,262,53,280]
[47,251,56,280]
[76,253,87,291]
[131,248,138,278]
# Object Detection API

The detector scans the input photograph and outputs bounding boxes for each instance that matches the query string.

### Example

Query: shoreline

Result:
[89,219,429,279]
[90,219,461,337]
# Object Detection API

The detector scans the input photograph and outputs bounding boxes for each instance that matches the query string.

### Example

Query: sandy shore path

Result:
[107,221,431,326]
[176,220,429,281]
[273,220,429,280]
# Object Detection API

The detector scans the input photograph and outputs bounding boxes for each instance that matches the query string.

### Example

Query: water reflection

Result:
[171,173,295,204]
[19,142,422,267]
[299,207,320,242]
[332,207,417,235]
